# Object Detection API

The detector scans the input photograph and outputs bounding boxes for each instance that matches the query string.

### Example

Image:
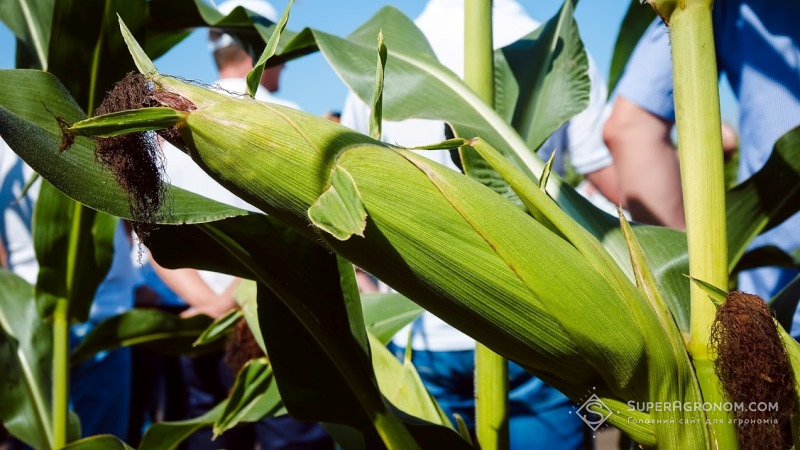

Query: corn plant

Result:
[2,0,800,449]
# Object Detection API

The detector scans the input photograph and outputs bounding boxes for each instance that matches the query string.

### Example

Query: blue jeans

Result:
[69,324,132,440]
[390,345,587,450]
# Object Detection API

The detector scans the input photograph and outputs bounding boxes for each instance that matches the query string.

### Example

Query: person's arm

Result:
[583,165,624,207]
[603,96,684,228]
[149,258,237,318]
[0,238,7,269]
[564,56,625,207]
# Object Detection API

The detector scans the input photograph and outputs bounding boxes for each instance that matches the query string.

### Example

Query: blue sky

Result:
[0,0,737,119]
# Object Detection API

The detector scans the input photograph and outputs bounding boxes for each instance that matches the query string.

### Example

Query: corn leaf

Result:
[146,0,314,63]
[32,180,117,322]
[246,0,294,97]
[139,402,226,450]
[64,434,133,450]
[308,165,368,240]
[233,281,265,353]
[118,15,157,78]
[68,107,184,137]
[361,293,423,345]
[686,276,727,307]
[138,359,283,450]
[779,327,800,448]
[0,0,53,70]
[619,214,708,446]
[70,309,215,364]
[0,70,248,223]
[62,435,133,450]
[769,274,800,333]
[370,29,387,140]
[0,271,55,449]
[499,0,589,154]
[194,308,243,347]
[370,334,451,428]
[726,126,800,270]
[735,246,800,275]
[212,358,283,437]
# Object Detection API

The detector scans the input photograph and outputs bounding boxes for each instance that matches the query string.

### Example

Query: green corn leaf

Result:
[70,309,215,364]
[590,397,656,447]
[118,15,157,77]
[0,0,53,70]
[361,293,423,345]
[62,435,134,450]
[313,7,581,207]
[778,327,800,448]
[686,276,727,307]
[146,0,316,64]
[213,358,283,437]
[233,280,265,353]
[538,149,556,190]
[769,274,800,333]
[454,414,472,445]
[370,334,451,428]
[194,308,243,347]
[32,180,117,322]
[139,360,283,450]
[0,70,249,224]
[619,214,708,445]
[52,2,148,113]
[0,271,54,450]
[68,107,185,138]
[500,0,589,154]
[735,246,800,275]
[308,165,368,240]
[370,29,387,140]
[246,0,294,97]
[726,126,800,271]
[139,402,226,450]
[492,51,519,125]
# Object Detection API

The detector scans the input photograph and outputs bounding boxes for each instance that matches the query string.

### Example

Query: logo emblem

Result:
[575,393,613,431]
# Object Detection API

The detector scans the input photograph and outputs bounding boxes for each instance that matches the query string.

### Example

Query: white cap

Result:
[210,0,279,52]
[217,0,278,22]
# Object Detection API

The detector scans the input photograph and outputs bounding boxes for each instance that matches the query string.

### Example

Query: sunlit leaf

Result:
[246,0,294,96]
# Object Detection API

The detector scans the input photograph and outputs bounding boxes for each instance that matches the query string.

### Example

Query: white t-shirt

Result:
[0,138,39,284]
[161,78,298,294]
[340,0,613,351]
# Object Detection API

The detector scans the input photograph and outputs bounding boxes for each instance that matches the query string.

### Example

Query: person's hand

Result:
[180,294,236,319]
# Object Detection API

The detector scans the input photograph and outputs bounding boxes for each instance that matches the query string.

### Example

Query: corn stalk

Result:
[648,0,736,446]
[464,1,509,449]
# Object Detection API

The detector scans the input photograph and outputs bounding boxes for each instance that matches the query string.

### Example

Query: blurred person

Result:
[339,0,619,447]
[151,2,331,449]
[323,110,341,123]
[1,138,137,441]
[603,3,800,330]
